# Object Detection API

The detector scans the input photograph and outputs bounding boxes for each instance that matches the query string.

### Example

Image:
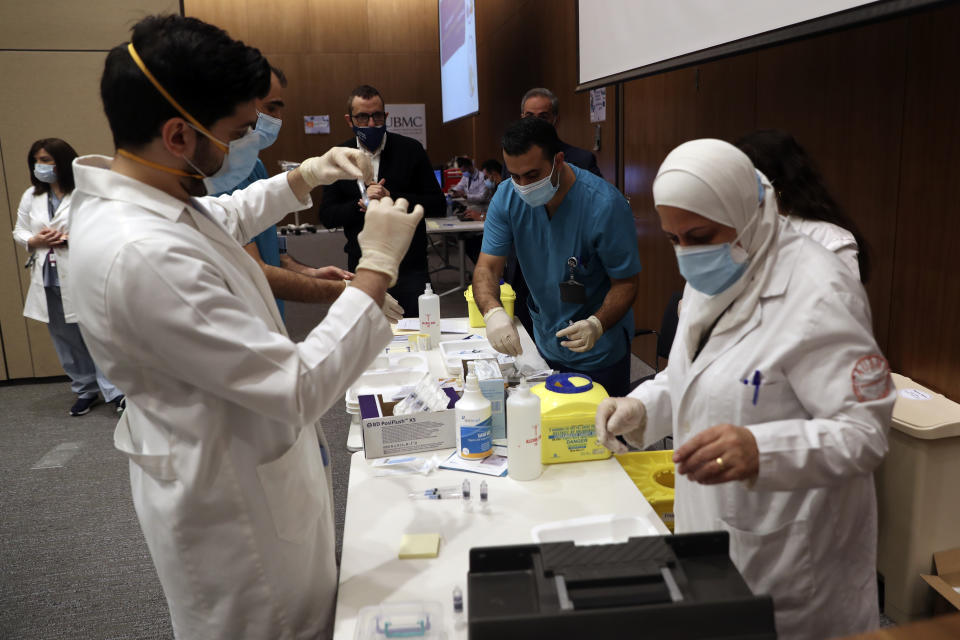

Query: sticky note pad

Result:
[398,533,441,559]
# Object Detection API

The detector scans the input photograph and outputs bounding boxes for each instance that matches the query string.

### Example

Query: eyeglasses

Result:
[350,112,386,126]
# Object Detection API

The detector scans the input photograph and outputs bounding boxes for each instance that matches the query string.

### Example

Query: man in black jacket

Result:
[318,85,445,316]
[520,87,602,177]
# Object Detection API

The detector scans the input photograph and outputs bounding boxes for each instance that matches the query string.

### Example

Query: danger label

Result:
[851,355,892,402]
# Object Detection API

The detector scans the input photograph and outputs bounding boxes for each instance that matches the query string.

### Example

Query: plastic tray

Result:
[531,514,661,546]
[346,369,429,405]
[438,337,514,375]
[354,601,446,639]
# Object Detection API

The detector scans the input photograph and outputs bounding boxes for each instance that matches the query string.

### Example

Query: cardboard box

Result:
[359,389,459,459]
[922,548,960,613]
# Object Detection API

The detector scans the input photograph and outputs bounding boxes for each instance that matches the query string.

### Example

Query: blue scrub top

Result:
[214,158,284,319]
[481,165,641,369]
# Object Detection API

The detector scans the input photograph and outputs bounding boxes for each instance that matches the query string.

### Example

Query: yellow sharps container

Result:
[530,373,611,464]
[615,451,676,532]
[464,282,516,328]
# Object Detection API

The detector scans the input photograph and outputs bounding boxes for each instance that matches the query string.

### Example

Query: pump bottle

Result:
[507,377,543,480]
[418,283,441,348]
[456,361,493,459]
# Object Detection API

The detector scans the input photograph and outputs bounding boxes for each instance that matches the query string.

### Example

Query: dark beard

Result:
[179,136,221,197]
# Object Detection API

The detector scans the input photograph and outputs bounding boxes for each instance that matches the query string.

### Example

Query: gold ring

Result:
[716,457,724,469]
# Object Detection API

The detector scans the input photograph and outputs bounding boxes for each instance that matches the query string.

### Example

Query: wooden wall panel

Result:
[246,0,315,53]
[307,0,370,53]
[755,18,908,353]
[622,69,697,335]
[887,2,960,399]
[366,0,438,53]
[0,0,179,50]
[473,6,533,163]
[186,0,251,42]
[694,53,758,141]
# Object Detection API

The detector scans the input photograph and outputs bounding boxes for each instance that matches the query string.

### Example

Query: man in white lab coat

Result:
[595,140,894,639]
[68,15,422,639]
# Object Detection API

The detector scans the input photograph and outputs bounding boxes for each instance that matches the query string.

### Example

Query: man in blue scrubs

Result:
[473,118,640,397]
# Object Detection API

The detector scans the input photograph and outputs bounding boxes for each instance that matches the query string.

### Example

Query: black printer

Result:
[467,531,776,639]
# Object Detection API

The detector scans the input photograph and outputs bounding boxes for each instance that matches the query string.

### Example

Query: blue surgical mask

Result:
[354,125,386,152]
[512,157,559,207]
[674,242,749,295]
[484,178,495,190]
[184,124,263,195]
[34,163,57,184]
[254,111,282,150]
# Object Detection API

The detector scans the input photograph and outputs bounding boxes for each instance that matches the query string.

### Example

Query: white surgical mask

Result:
[254,111,281,149]
[183,124,263,195]
[34,163,57,184]
[512,157,559,207]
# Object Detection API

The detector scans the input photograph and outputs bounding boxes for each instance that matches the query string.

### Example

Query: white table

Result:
[333,452,669,639]
[333,317,669,638]
[425,217,484,296]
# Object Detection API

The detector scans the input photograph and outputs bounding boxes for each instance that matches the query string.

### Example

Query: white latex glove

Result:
[344,280,404,322]
[382,292,404,322]
[299,147,373,187]
[356,197,424,286]
[483,307,522,356]
[594,397,647,454]
[556,315,603,353]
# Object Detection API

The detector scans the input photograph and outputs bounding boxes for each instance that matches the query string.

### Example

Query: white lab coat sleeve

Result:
[629,368,674,446]
[834,244,861,281]
[103,238,391,426]
[746,289,893,492]
[13,189,36,246]
[201,173,311,245]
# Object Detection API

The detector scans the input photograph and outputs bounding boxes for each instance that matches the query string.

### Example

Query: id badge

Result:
[559,279,586,304]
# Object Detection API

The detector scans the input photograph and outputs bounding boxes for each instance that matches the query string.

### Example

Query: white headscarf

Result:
[652,139,780,360]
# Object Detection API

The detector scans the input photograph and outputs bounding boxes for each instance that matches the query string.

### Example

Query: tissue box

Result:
[359,389,459,459]
[462,358,506,440]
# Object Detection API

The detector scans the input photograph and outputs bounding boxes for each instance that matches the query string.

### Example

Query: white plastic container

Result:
[507,377,543,480]
[417,283,441,349]
[877,373,960,622]
[531,514,662,546]
[456,361,493,459]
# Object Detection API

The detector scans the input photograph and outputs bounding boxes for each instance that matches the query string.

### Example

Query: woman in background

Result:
[737,129,869,282]
[13,138,124,416]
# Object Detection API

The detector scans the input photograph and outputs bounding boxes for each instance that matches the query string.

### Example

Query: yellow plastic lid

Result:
[890,373,960,440]
[531,374,609,415]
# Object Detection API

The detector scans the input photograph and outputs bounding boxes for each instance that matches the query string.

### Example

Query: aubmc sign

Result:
[385,103,427,149]
[389,115,424,128]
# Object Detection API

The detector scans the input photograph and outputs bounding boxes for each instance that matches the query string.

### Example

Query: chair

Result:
[629,291,682,392]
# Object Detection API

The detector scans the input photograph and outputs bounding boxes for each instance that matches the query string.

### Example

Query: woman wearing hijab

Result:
[13,138,124,416]
[736,129,869,282]
[595,139,894,639]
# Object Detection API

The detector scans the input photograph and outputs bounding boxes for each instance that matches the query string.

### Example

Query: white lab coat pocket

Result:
[257,427,328,545]
[113,412,176,481]
[721,517,814,618]
[736,375,800,426]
